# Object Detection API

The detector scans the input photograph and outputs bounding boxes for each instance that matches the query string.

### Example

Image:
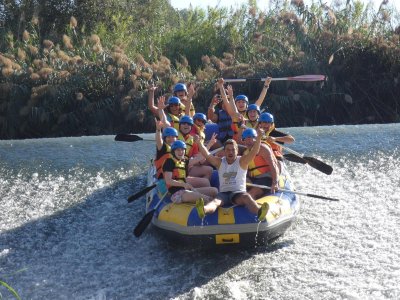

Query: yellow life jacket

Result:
[166,112,182,131]
[178,133,195,158]
[166,157,187,189]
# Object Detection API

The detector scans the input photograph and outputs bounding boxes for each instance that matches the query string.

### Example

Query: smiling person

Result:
[258,112,295,169]
[193,127,269,221]
[162,140,217,216]
[173,82,196,117]
[241,128,279,199]
[177,115,214,183]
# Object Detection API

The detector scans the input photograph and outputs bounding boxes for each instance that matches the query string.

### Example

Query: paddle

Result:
[224,74,325,83]
[114,134,154,142]
[282,153,307,164]
[273,142,333,175]
[133,191,168,237]
[247,183,339,201]
[127,183,157,203]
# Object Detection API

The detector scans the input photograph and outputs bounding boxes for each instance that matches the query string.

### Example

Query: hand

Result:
[266,136,276,143]
[264,77,272,87]
[256,127,265,137]
[271,180,278,193]
[193,134,201,144]
[217,78,224,87]
[227,85,234,98]
[157,96,167,110]
[208,133,217,147]
[211,95,220,106]
[188,83,195,99]
[148,83,157,92]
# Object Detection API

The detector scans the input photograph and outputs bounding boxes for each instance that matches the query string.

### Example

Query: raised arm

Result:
[193,134,221,169]
[207,95,220,122]
[239,127,264,169]
[254,77,272,108]
[155,118,164,150]
[157,96,171,127]
[218,78,235,117]
[147,84,158,116]
[186,83,196,117]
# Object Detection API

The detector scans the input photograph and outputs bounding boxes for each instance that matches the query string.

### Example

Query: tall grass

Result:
[0,0,399,139]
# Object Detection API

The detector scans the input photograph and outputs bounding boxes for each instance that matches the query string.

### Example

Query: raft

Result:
[144,160,300,248]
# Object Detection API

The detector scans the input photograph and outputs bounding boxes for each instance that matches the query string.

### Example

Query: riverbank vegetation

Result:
[0,0,399,139]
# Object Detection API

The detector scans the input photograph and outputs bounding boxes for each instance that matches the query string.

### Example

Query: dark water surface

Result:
[1,124,399,299]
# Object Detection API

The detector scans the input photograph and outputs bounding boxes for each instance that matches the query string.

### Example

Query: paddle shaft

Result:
[133,189,168,237]
[224,75,325,83]
[247,183,339,201]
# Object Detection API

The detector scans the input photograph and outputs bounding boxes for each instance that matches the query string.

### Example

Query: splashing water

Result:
[1,124,399,299]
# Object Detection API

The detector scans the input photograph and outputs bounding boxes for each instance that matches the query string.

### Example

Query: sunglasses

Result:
[169,104,179,107]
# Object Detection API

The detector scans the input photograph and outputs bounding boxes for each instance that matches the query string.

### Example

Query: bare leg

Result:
[204,199,223,214]
[195,187,218,200]
[247,187,264,200]
[189,165,213,180]
[187,176,210,188]
[181,190,207,203]
[233,193,260,215]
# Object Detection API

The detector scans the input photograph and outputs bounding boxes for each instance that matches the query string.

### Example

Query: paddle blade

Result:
[127,184,157,203]
[303,156,333,175]
[306,193,339,201]
[288,75,325,82]
[283,154,307,164]
[133,209,155,237]
[114,134,143,142]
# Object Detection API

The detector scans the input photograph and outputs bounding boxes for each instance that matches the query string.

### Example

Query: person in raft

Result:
[162,140,218,211]
[193,128,269,221]
[241,128,280,199]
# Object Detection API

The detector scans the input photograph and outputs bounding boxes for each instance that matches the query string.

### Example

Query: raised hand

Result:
[264,77,272,88]
[148,83,157,92]
[256,127,265,138]
[157,96,167,110]
[227,85,234,98]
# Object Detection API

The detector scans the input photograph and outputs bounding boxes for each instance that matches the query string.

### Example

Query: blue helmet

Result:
[179,115,194,125]
[167,96,181,106]
[235,95,249,103]
[242,128,257,140]
[193,113,207,123]
[171,140,187,151]
[259,112,274,123]
[247,104,260,114]
[173,83,187,94]
[162,127,178,138]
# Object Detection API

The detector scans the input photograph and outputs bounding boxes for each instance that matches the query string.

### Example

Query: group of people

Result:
[148,78,295,222]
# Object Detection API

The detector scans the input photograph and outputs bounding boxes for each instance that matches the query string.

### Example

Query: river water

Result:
[1,124,399,300]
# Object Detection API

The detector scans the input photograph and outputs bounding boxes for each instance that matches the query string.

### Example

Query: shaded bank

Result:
[1,0,399,139]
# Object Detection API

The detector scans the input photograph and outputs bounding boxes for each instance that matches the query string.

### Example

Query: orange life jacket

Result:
[244,148,272,177]
[262,123,283,159]
[154,144,171,179]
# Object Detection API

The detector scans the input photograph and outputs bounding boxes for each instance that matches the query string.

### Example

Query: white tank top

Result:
[218,156,247,192]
